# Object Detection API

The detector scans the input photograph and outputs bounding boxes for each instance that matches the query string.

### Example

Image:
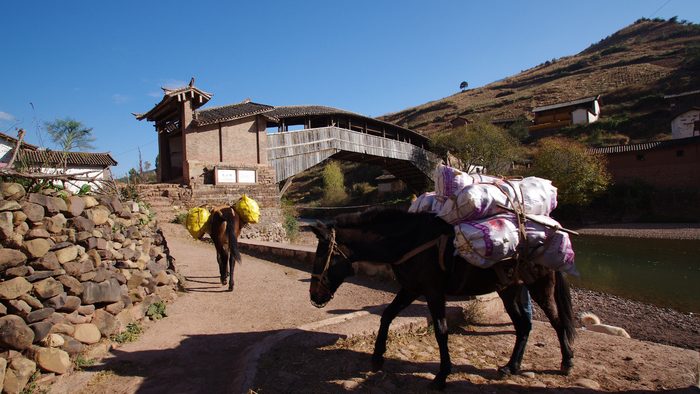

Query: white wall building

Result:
[670,108,700,139]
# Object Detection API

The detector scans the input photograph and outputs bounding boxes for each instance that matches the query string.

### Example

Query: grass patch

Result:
[146,301,168,320]
[110,322,143,344]
[72,354,96,371]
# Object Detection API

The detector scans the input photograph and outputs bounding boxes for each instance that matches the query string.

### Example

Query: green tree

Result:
[43,117,96,152]
[460,81,468,91]
[530,137,611,206]
[321,161,347,206]
[431,119,523,175]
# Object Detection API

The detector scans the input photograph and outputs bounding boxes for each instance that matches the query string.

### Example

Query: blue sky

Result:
[2,1,698,177]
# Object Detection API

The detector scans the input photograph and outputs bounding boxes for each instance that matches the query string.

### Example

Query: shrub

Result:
[321,161,347,206]
[282,209,299,240]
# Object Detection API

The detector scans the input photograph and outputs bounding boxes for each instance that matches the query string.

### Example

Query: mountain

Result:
[378,18,700,145]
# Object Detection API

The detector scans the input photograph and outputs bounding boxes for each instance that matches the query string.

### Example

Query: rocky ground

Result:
[50,220,699,393]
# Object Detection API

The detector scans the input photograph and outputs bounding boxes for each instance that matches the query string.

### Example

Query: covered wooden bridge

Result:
[265,105,441,192]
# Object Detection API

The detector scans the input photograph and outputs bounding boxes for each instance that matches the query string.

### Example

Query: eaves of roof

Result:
[671,107,700,120]
[664,90,700,99]
[0,132,38,150]
[194,100,274,126]
[133,86,213,121]
[17,150,118,167]
[533,95,600,113]
[587,136,700,154]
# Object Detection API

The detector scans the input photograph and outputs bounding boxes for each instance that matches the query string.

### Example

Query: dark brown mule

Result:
[209,206,243,291]
[309,207,576,391]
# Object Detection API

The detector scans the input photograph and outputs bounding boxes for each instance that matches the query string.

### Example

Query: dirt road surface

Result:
[50,222,402,394]
[48,222,700,394]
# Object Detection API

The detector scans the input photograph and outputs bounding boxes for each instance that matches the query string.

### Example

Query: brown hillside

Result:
[379,19,700,144]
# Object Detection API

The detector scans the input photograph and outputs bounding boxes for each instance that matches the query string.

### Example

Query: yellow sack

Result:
[234,194,260,223]
[186,207,211,239]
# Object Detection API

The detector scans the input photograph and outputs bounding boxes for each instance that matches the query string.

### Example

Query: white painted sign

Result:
[217,169,237,183]
[238,170,256,183]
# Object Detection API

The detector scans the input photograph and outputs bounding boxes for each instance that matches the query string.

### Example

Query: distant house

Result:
[588,136,700,190]
[530,95,600,131]
[0,131,37,166]
[376,172,400,194]
[16,149,118,192]
[665,90,700,139]
[450,117,468,130]
[670,108,700,139]
[665,89,700,112]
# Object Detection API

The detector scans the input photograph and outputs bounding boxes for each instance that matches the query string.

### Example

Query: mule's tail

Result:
[224,213,242,267]
[555,271,577,345]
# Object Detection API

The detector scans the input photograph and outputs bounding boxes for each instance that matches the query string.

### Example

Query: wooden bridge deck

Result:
[267,127,441,192]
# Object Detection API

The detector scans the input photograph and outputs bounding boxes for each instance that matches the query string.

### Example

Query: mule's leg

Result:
[425,293,451,391]
[528,271,575,374]
[226,216,238,292]
[372,288,419,373]
[215,242,229,286]
[497,285,532,377]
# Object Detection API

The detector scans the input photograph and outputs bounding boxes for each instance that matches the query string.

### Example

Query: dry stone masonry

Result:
[0,182,179,393]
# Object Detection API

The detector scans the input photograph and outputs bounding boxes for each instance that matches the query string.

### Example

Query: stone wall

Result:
[0,182,179,393]
[138,177,286,243]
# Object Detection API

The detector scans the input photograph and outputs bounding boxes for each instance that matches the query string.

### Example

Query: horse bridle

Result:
[310,229,349,301]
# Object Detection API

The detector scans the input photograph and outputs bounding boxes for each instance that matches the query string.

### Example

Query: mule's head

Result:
[309,224,354,308]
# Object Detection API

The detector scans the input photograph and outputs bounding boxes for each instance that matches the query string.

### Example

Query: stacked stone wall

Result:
[0,182,179,392]
[137,175,286,242]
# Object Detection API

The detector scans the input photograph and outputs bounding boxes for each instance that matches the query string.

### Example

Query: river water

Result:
[570,235,700,314]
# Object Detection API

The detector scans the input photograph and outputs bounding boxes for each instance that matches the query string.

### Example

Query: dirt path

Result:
[50,222,400,394]
[49,221,700,393]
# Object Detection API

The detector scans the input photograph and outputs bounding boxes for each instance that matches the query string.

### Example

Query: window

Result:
[677,150,684,157]
[636,154,645,161]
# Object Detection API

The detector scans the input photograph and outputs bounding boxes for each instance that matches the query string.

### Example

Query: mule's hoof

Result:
[427,379,447,391]
[497,366,514,379]
[228,284,234,292]
[561,362,574,375]
[221,279,228,286]
[371,358,384,372]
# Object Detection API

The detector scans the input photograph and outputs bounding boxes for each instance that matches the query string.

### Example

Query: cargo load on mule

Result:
[409,164,578,276]
[184,195,260,291]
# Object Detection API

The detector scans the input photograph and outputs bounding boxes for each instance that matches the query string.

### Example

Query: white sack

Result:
[432,164,499,212]
[437,176,558,225]
[454,214,520,268]
[519,177,558,216]
[408,192,436,213]
[522,215,578,275]
[437,181,521,225]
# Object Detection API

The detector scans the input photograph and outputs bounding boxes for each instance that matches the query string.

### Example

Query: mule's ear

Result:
[310,225,331,242]
[315,220,326,228]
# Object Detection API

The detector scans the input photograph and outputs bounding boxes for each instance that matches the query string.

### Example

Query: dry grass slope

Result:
[379,20,700,144]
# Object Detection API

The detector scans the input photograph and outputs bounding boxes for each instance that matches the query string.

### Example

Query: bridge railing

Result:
[267,127,440,183]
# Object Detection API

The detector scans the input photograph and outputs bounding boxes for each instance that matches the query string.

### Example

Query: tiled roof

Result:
[664,90,700,99]
[264,105,360,121]
[17,150,118,167]
[533,95,600,113]
[133,85,213,120]
[587,136,700,154]
[0,132,38,150]
[194,100,274,126]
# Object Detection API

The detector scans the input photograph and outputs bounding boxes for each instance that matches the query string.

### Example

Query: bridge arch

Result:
[268,127,440,192]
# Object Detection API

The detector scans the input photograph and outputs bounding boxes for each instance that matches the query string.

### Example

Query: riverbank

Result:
[571,222,700,240]
[559,222,700,352]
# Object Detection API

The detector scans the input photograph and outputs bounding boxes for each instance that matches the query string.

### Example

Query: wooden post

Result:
[6,128,25,169]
